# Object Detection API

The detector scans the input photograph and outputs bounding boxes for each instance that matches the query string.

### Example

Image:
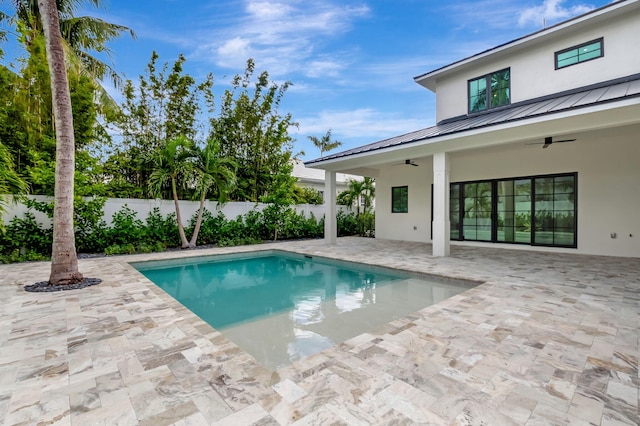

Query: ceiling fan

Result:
[527,136,577,149]
[393,159,419,167]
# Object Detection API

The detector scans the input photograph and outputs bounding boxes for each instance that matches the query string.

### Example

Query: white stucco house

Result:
[307,0,640,258]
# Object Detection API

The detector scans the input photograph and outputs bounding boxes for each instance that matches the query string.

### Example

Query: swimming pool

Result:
[133,250,475,370]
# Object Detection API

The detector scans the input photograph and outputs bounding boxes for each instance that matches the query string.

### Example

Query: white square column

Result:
[432,152,450,257]
[324,170,337,244]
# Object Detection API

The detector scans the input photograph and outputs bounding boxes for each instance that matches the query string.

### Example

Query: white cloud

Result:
[245,1,293,20]
[296,108,429,139]
[305,59,345,78]
[518,0,594,27]
[192,0,370,78]
[442,0,596,33]
[216,37,253,68]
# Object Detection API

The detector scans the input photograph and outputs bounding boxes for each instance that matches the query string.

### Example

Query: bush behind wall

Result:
[0,202,370,263]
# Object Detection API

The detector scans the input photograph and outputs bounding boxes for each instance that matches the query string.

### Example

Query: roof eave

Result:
[307,96,640,171]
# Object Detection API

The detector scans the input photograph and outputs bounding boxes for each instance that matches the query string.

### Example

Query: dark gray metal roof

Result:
[305,73,640,165]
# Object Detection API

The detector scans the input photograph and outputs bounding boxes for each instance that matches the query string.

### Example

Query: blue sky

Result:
[1,0,611,160]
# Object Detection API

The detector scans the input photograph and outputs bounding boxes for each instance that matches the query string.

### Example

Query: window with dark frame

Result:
[468,68,510,113]
[447,173,577,248]
[555,38,603,69]
[392,186,408,213]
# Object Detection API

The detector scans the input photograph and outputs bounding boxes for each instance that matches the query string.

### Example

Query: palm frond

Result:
[60,16,135,51]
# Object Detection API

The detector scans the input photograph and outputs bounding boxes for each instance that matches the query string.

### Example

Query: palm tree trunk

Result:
[171,177,190,248]
[38,0,83,285]
[188,192,206,247]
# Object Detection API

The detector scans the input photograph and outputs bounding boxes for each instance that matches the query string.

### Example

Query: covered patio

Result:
[0,238,638,424]
[315,74,640,259]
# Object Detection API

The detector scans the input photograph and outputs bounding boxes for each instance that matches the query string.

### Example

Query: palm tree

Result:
[308,129,342,158]
[148,136,196,249]
[338,177,375,217]
[11,0,135,89]
[37,0,83,285]
[189,139,237,247]
[361,177,375,214]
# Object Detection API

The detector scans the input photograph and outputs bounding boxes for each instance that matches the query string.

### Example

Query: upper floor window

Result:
[555,38,603,69]
[468,68,510,113]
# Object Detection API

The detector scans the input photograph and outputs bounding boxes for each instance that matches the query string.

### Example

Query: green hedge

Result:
[0,202,372,263]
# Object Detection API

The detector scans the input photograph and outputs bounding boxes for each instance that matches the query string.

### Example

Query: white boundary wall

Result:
[2,196,334,228]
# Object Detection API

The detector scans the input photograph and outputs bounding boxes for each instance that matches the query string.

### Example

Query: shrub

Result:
[219,215,246,241]
[0,248,49,264]
[106,205,145,246]
[144,208,179,247]
[188,209,226,246]
[0,213,52,255]
[337,210,358,236]
[305,212,324,238]
[243,209,265,240]
[358,212,375,237]
[75,197,109,253]
[104,243,136,256]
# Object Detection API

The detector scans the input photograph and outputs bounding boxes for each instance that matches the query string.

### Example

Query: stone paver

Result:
[0,237,638,425]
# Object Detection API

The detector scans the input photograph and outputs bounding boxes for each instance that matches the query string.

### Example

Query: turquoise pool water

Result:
[133,250,474,369]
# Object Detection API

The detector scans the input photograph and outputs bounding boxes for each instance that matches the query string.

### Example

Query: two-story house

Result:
[306,0,640,258]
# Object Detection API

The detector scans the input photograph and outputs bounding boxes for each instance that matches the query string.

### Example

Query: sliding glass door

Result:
[449,173,576,248]
[462,182,492,242]
[533,175,576,246]
[497,178,531,243]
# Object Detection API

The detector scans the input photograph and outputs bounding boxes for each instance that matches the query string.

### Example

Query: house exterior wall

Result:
[375,124,640,257]
[376,161,433,243]
[435,10,640,122]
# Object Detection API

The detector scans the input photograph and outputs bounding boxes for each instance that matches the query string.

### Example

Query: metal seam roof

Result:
[305,73,640,166]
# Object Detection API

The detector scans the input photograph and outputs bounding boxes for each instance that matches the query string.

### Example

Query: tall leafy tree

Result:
[261,158,298,241]
[211,58,297,202]
[111,52,214,197]
[0,36,111,195]
[1,0,133,196]
[308,129,342,158]
[37,0,82,285]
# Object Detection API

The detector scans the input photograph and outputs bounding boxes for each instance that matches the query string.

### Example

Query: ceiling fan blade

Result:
[392,159,419,166]
[530,136,576,149]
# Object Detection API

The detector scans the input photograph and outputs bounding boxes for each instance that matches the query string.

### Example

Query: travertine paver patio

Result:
[0,237,638,425]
